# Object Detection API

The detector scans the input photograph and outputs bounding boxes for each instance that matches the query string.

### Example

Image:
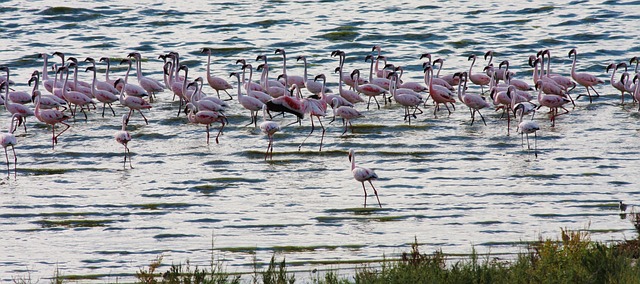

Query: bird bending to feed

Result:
[114,114,133,169]
[348,148,381,208]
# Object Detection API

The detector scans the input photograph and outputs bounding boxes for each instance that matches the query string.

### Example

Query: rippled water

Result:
[2,0,640,282]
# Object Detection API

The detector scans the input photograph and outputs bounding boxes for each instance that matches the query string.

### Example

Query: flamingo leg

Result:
[298,116,315,151]
[361,182,368,207]
[4,147,9,178]
[205,125,210,144]
[215,120,225,144]
[138,110,149,125]
[11,145,16,179]
[222,89,233,101]
[369,180,382,208]
[318,117,325,151]
[534,132,538,158]
[108,103,116,116]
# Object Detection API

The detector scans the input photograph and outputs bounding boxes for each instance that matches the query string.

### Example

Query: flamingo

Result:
[274,48,305,88]
[313,74,352,122]
[84,57,119,95]
[256,63,287,98]
[186,78,226,113]
[0,114,19,178]
[242,64,273,102]
[467,54,491,93]
[119,59,149,98]
[351,69,386,110]
[266,74,306,125]
[259,104,280,160]
[365,55,391,91]
[422,54,460,87]
[388,72,423,124]
[38,53,60,93]
[372,45,387,78]
[423,64,456,117]
[535,81,571,127]
[296,55,330,95]
[298,87,328,151]
[395,65,427,93]
[529,57,574,106]
[333,66,364,104]
[201,48,233,100]
[332,98,364,135]
[59,64,96,120]
[568,48,604,103]
[0,80,34,133]
[185,102,228,145]
[483,50,513,82]
[229,72,264,127]
[348,148,381,208]
[32,85,71,149]
[28,73,66,111]
[331,50,366,90]
[498,60,531,91]
[606,63,629,104]
[114,114,133,169]
[127,52,165,102]
[518,119,540,158]
[456,72,491,126]
[539,49,577,93]
[0,66,32,104]
[85,66,119,117]
[114,78,152,125]
[99,57,117,85]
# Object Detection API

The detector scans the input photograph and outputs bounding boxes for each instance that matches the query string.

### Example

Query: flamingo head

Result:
[334,66,341,74]
[256,63,265,71]
[568,48,577,58]
[85,66,95,73]
[617,62,628,72]
[499,60,509,70]
[28,76,37,87]
[348,149,354,162]
[467,54,476,61]
[200,47,211,54]
[483,50,493,60]
[66,57,78,64]
[419,53,431,61]
[119,58,131,65]
[350,69,360,80]
[314,74,325,82]
[383,63,395,70]
[113,78,124,88]
[99,57,110,63]
[296,55,304,62]
[421,62,431,71]
[432,58,443,66]
[235,58,246,65]
[229,72,238,79]
[364,54,374,62]
[630,56,638,65]
[84,57,95,63]
[274,48,284,55]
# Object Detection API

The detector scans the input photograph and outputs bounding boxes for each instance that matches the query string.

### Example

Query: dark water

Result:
[1,0,640,282]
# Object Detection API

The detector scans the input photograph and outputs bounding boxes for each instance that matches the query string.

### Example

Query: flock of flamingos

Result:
[0,46,637,206]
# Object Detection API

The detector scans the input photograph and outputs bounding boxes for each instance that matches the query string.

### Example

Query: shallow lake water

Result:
[1,0,640,282]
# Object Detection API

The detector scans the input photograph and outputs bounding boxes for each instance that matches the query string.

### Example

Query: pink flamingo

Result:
[32,86,71,149]
[114,78,152,125]
[256,63,287,99]
[351,69,386,110]
[28,73,66,111]
[467,54,491,93]
[259,104,280,160]
[0,114,19,178]
[57,64,95,120]
[539,50,576,93]
[535,81,571,127]
[314,74,353,123]
[99,57,117,86]
[298,87,328,151]
[605,62,629,104]
[332,98,364,135]
[185,102,228,145]
[421,54,460,87]
[568,48,604,103]
[127,52,165,102]
[274,48,305,88]
[348,148,381,208]
[456,72,491,126]
[0,81,34,133]
[201,48,233,100]
[296,55,330,95]
[388,72,423,124]
[84,57,119,95]
[38,53,60,93]
[331,50,365,90]
[114,114,133,169]
[423,65,455,117]
[119,59,149,98]
[85,66,118,117]
[333,66,363,104]
[229,72,264,127]
[484,50,512,82]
